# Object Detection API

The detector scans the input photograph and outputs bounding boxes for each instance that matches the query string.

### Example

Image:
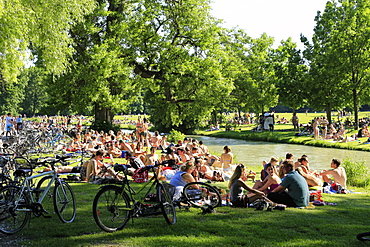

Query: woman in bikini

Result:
[252,163,281,194]
[135,117,143,143]
[220,145,233,172]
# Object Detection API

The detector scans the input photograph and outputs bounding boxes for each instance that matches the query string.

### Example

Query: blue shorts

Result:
[6,124,13,131]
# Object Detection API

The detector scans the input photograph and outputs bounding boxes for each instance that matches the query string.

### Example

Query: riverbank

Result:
[117,112,370,152]
[196,124,370,152]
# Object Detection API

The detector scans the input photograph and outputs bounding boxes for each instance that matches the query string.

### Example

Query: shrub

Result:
[167,129,185,143]
[126,124,136,130]
[90,120,121,133]
[343,158,370,187]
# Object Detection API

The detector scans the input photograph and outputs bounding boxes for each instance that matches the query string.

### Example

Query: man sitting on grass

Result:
[320,158,347,190]
[267,160,309,207]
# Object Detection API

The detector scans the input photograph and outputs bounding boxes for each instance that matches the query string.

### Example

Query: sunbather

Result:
[320,158,347,189]
[252,163,281,194]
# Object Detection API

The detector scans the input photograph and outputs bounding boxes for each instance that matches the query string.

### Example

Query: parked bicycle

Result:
[0,154,33,188]
[92,164,176,233]
[174,181,222,212]
[0,155,76,235]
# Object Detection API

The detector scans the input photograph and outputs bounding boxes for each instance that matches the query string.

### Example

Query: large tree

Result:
[46,0,234,132]
[130,0,234,132]
[303,0,370,127]
[333,0,370,129]
[18,67,49,116]
[48,0,136,122]
[274,38,308,113]
[242,33,278,115]
[0,0,94,114]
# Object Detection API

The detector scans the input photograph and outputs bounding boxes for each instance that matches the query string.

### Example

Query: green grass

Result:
[9,112,370,245]
[7,180,370,246]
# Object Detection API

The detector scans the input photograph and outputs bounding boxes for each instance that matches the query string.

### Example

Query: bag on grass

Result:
[132,168,148,183]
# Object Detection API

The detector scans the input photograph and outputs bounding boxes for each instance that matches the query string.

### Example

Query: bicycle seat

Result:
[14,169,32,177]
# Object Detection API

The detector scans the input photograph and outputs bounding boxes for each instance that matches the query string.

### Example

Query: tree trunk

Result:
[353,88,359,130]
[326,103,332,125]
[94,103,114,123]
[211,110,217,126]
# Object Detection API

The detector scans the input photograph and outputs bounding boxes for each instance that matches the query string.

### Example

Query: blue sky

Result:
[210,0,328,50]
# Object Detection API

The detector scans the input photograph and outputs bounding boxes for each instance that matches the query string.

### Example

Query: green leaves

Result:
[303,0,370,127]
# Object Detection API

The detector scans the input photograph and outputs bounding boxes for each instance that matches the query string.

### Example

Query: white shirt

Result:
[5,116,13,126]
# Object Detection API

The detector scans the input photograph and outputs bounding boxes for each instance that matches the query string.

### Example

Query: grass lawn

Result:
[5,179,370,247]
[9,112,370,246]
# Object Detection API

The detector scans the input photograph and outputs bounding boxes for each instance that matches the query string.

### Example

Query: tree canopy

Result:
[3,0,370,132]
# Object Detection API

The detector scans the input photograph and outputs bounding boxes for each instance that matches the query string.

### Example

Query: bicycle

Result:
[0,154,34,188]
[175,181,222,212]
[0,155,76,235]
[92,164,176,233]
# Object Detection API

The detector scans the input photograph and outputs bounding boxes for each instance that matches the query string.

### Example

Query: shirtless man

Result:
[144,147,158,166]
[320,158,347,189]
[292,112,299,132]
[177,148,190,164]
[198,140,209,155]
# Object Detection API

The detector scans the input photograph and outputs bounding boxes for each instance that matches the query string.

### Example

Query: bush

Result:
[343,158,370,187]
[90,120,121,133]
[167,129,185,143]
[126,124,136,130]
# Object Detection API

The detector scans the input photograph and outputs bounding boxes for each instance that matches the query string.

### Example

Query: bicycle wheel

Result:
[53,181,76,223]
[35,175,55,214]
[183,182,221,208]
[157,184,176,225]
[357,232,370,241]
[92,186,131,232]
[0,186,30,234]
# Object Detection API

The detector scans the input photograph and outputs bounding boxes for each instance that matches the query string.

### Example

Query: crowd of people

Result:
[166,145,347,209]
[0,114,349,210]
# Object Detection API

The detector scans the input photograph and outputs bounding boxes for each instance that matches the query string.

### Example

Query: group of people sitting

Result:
[61,128,245,184]
[58,125,347,210]
[225,153,347,209]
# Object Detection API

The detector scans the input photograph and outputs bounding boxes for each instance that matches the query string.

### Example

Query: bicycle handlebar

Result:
[32,155,71,168]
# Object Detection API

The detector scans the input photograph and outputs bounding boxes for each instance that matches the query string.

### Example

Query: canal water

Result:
[188,135,370,171]
[121,129,370,171]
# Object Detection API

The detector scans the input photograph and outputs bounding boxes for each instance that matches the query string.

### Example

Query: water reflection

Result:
[189,135,370,171]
